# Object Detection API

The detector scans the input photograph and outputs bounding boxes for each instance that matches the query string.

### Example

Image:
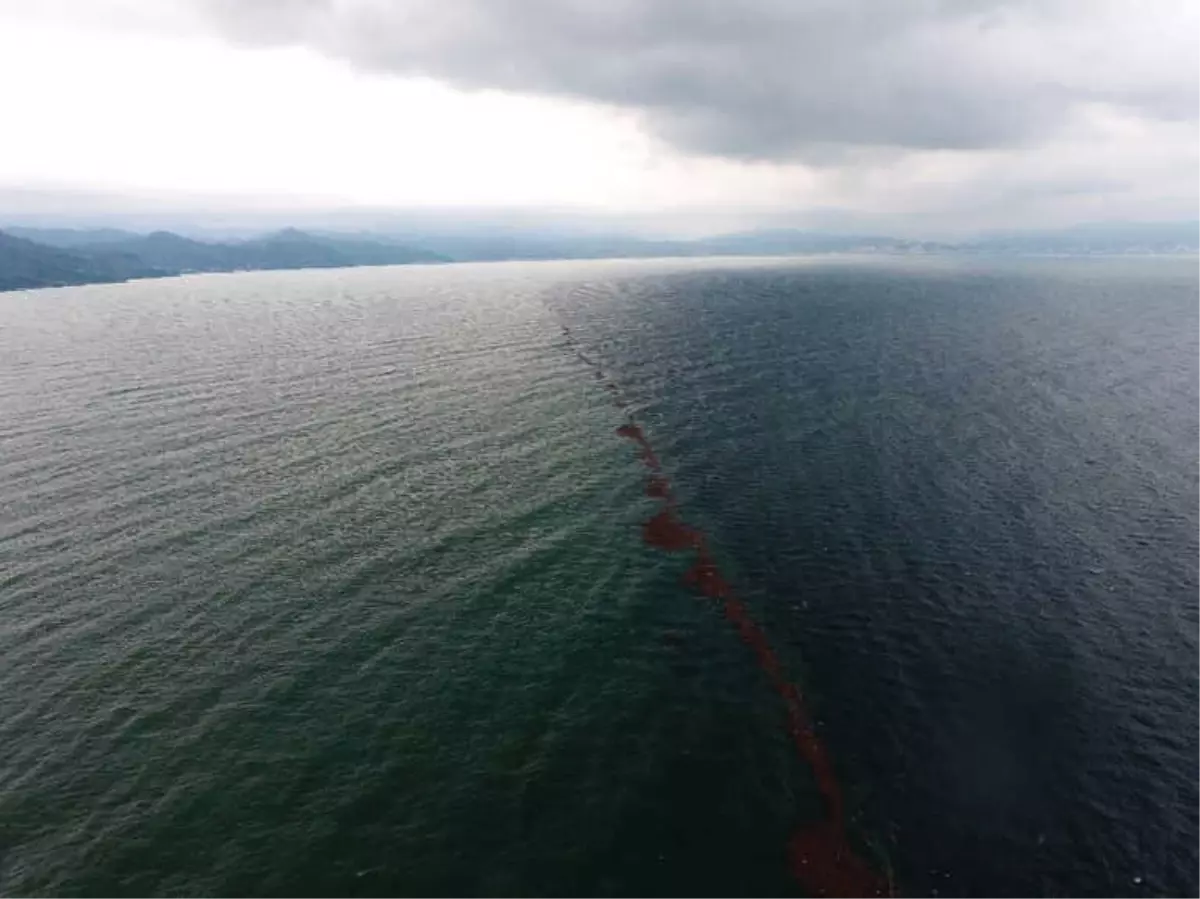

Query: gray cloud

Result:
[191,0,1198,161]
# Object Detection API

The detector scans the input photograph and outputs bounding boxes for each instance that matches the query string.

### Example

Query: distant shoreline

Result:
[3,221,1195,293]
[7,248,1200,294]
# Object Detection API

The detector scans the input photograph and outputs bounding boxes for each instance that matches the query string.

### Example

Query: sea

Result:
[0,255,1196,897]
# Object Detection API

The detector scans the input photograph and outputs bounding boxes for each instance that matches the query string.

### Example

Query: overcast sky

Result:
[0,0,1196,235]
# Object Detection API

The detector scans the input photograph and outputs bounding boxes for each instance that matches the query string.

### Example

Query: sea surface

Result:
[0,256,1196,897]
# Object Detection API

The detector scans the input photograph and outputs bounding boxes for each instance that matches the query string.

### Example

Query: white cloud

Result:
[185,0,1198,160]
[0,1,1194,235]
[0,13,826,215]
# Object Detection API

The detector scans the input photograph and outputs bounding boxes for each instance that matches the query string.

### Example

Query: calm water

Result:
[0,257,1196,897]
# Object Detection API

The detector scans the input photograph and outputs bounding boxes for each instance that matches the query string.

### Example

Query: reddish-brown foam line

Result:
[611,403,891,898]
[615,422,662,471]
[561,325,887,892]
[645,475,671,500]
[642,508,700,551]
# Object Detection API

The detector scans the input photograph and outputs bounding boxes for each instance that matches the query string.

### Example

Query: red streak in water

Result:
[568,329,890,896]
[789,822,890,898]
[682,546,733,599]
[645,475,671,500]
[642,509,699,551]
[615,421,662,470]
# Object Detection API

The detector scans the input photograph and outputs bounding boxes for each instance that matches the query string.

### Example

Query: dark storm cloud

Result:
[193,0,1197,161]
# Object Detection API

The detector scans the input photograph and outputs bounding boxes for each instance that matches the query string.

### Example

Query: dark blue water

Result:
[1,257,1196,896]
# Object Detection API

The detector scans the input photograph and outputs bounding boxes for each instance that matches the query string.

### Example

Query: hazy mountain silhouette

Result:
[0,228,448,290]
[0,230,159,290]
[5,226,143,248]
[80,228,449,273]
[3,221,1195,292]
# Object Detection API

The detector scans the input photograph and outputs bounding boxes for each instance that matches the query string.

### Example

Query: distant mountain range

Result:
[0,228,448,291]
[1,221,1195,292]
[0,230,153,291]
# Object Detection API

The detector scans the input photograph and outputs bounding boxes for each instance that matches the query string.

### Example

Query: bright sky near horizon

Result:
[0,0,1196,235]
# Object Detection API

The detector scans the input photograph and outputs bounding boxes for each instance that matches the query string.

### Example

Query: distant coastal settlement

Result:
[2,221,1196,292]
